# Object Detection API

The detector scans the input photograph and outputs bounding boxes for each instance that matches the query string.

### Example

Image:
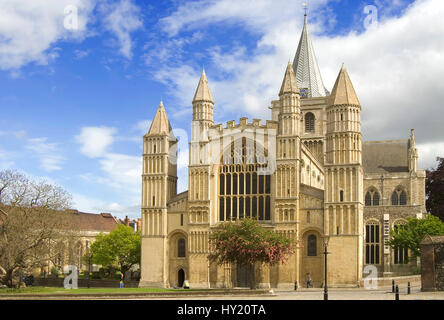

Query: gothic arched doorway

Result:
[236,264,250,287]
[300,230,323,287]
[178,269,185,287]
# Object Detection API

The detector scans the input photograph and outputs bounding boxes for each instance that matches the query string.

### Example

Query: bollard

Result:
[395,285,399,300]
[408,282,411,295]
[294,281,298,291]
[392,280,395,293]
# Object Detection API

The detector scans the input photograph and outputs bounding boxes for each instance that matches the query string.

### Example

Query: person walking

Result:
[120,272,124,288]
[307,273,312,288]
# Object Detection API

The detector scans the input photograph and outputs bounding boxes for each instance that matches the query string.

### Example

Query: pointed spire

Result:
[193,69,214,103]
[292,14,329,98]
[279,62,299,96]
[328,64,360,106]
[147,101,173,135]
[409,129,418,172]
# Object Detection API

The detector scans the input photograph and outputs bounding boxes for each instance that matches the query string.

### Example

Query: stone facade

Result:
[139,15,427,289]
[40,210,119,275]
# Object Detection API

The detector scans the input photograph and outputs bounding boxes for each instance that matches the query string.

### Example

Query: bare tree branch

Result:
[0,170,77,287]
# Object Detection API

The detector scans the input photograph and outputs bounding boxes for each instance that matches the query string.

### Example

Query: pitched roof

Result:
[67,210,118,232]
[292,14,329,98]
[167,190,188,205]
[328,65,360,106]
[279,62,299,96]
[362,140,409,174]
[147,101,173,135]
[193,69,214,103]
[0,205,118,233]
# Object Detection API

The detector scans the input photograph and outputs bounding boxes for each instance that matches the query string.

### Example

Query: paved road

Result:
[3,284,444,300]
[134,285,444,300]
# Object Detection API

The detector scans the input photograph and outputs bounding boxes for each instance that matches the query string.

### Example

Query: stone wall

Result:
[33,277,139,288]
[434,242,444,291]
[420,236,444,291]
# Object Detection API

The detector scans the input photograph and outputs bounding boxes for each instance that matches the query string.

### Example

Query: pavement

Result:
[135,283,444,300]
[2,283,444,300]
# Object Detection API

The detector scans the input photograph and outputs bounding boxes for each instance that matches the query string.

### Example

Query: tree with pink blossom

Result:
[208,218,295,289]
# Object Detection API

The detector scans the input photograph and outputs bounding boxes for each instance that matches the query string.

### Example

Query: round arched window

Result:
[305,113,315,133]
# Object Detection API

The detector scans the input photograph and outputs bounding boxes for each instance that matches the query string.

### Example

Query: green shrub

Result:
[50,266,59,276]
[412,266,421,275]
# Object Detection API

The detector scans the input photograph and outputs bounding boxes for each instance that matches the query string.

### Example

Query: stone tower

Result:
[275,62,302,285]
[187,70,214,286]
[140,101,177,287]
[324,65,364,285]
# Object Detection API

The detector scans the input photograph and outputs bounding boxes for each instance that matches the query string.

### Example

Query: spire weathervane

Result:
[302,2,308,16]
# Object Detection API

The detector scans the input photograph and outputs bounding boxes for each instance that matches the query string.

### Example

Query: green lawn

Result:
[0,286,206,295]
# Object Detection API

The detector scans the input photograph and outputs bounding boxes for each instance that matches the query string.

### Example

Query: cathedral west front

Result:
[139,14,426,289]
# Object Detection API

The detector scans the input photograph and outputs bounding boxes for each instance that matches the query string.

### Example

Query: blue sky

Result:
[1,0,443,219]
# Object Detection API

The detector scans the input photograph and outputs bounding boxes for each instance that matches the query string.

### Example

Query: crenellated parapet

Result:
[208,117,278,134]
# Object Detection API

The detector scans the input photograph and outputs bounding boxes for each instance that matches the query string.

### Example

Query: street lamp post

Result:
[323,235,330,301]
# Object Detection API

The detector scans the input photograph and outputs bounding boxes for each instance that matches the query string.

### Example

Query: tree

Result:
[0,170,75,288]
[426,157,444,221]
[388,214,444,258]
[208,218,295,289]
[89,224,141,278]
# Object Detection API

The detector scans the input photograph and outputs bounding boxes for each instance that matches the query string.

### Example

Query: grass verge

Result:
[0,286,207,295]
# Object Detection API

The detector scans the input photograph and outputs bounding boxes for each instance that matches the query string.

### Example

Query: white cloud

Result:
[417,142,444,170]
[159,0,329,37]
[132,119,151,135]
[152,0,444,171]
[153,64,202,119]
[72,193,140,218]
[143,31,203,65]
[98,153,141,193]
[73,49,90,59]
[0,0,95,70]
[99,0,143,59]
[74,122,142,215]
[75,126,117,158]
[26,137,64,172]
[152,0,333,120]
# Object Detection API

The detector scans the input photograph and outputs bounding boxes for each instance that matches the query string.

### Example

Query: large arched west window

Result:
[219,138,271,221]
[178,238,186,258]
[305,112,315,133]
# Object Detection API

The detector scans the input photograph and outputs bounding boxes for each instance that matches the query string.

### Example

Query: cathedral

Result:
[139,15,426,289]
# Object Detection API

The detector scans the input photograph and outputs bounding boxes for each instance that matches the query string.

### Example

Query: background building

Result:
[43,210,119,275]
